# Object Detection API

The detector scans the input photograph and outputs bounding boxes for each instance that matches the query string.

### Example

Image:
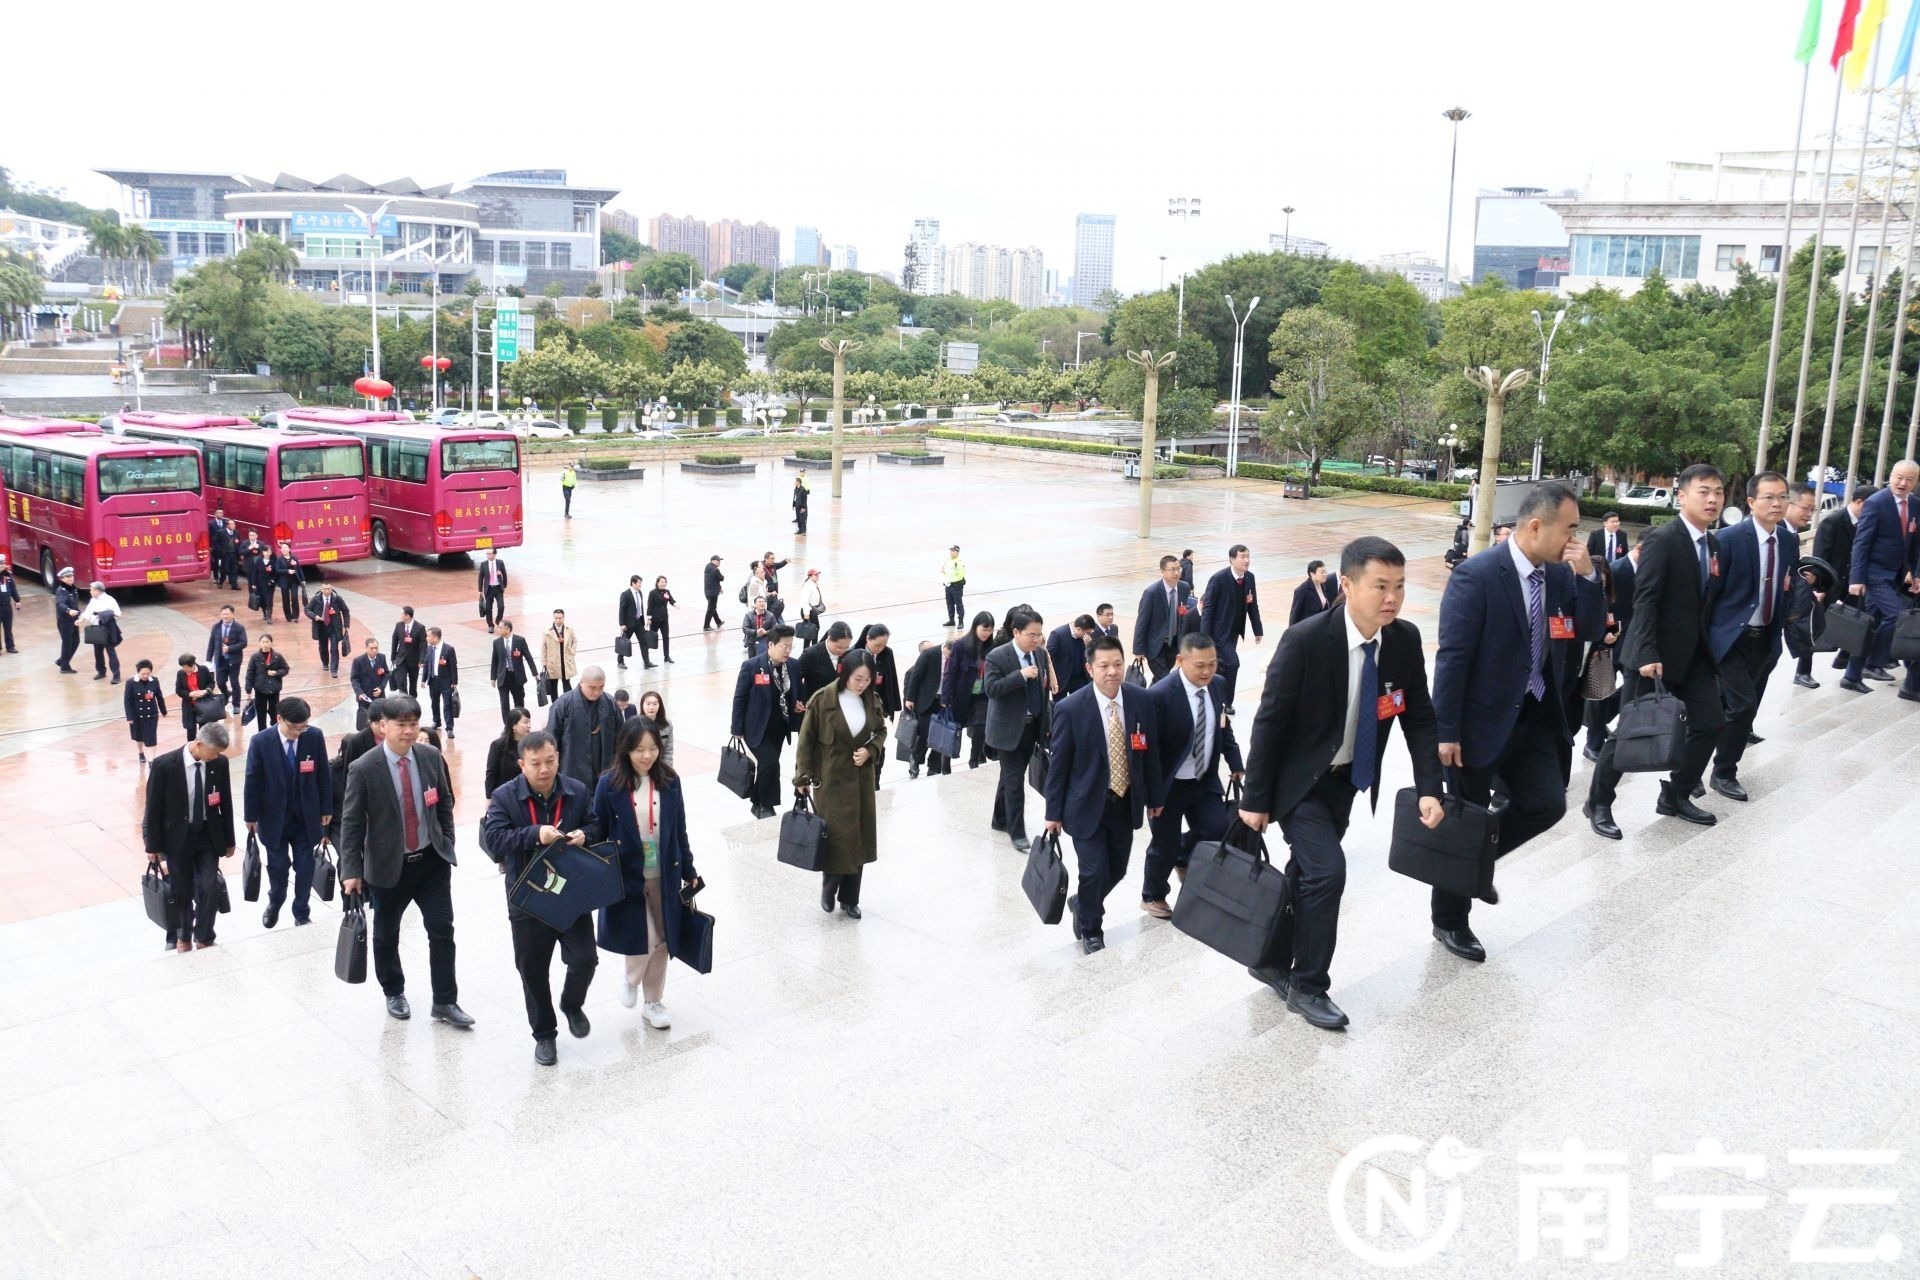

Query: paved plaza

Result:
[0,452,1914,1277]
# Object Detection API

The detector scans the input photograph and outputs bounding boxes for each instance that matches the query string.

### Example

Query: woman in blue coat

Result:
[591,719,700,1029]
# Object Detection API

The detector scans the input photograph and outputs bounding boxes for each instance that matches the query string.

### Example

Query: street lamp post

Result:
[342,199,395,389]
[1437,425,1460,484]
[1224,293,1261,478]
[1441,108,1471,284]
[1282,206,1295,247]
[1528,307,1566,480]
[1167,196,1201,340]
[1075,330,1098,369]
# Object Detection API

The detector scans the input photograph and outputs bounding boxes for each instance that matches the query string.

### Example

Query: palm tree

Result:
[86,217,128,290]
[123,225,162,294]
[0,262,44,342]
[241,234,298,283]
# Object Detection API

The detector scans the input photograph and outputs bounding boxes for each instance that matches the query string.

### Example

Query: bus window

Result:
[280,443,362,484]
[203,443,228,489]
[33,454,51,500]
[231,446,268,494]
[368,440,388,478]
[395,442,430,484]
[441,438,519,474]
[53,457,85,506]
[98,453,201,498]
[1,445,28,489]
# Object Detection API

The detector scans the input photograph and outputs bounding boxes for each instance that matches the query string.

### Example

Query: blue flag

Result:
[1891,0,1920,79]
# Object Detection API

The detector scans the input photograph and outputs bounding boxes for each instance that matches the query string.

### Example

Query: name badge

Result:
[423,787,440,807]
[299,758,316,774]
[1377,690,1406,720]
[1548,615,1576,641]
[206,789,222,807]
[1177,604,1189,617]
[375,666,387,678]
[1245,590,1254,604]
[754,672,771,686]
[1709,554,1721,578]
[1130,731,1148,751]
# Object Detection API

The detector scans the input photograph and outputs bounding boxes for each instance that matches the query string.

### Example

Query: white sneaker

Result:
[642,1001,671,1029]
[619,981,638,1009]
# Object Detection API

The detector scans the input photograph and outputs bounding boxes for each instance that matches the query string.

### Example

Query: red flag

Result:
[1832,0,1863,67]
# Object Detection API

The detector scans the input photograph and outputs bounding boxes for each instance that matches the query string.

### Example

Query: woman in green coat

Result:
[793,648,886,918]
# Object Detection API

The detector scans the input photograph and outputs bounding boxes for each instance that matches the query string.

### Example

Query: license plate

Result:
[146,569,170,583]
[318,549,338,562]
[473,536,493,548]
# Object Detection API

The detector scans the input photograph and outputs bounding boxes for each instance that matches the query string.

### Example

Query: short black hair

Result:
[1854,486,1878,503]
[1008,607,1043,633]
[1227,543,1248,558]
[768,624,795,643]
[136,658,154,673]
[1306,559,1325,575]
[1339,536,1405,579]
[1515,481,1578,523]
[824,620,853,643]
[518,729,557,757]
[384,695,422,723]
[366,697,391,723]
[402,605,414,618]
[1074,613,1096,632]
[1602,510,1620,522]
[1087,634,1125,661]
[1790,482,1816,501]
[1677,462,1725,490]
[1747,471,1788,499]
[1179,632,1217,655]
[1095,602,1113,615]
[1158,555,1179,571]
[278,696,311,725]
[426,627,442,641]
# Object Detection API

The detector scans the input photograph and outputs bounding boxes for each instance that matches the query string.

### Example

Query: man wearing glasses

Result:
[1701,471,1795,803]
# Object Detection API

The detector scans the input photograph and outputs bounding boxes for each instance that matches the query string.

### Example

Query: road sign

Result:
[494,297,521,364]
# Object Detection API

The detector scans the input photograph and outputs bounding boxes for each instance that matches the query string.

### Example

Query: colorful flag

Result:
[1889,0,1920,79]
[1797,0,1826,61]
[1833,0,1864,67]
[1845,0,1889,87]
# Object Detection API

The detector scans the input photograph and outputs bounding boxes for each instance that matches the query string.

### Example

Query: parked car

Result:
[716,426,761,439]
[510,418,572,440]
[426,407,465,425]
[995,409,1040,423]
[1617,484,1675,508]
[458,410,509,428]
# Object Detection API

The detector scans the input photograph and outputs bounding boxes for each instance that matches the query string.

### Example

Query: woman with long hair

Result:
[485,707,534,799]
[794,648,885,919]
[637,689,674,768]
[592,719,700,1026]
[940,611,997,768]
[1580,557,1625,761]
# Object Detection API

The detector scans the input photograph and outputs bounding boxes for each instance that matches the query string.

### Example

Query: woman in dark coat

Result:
[1578,557,1624,760]
[485,708,533,800]
[245,542,276,623]
[856,623,901,786]
[795,649,885,919]
[940,611,996,768]
[244,633,290,730]
[644,576,677,668]
[902,639,948,777]
[174,654,220,741]
[1289,560,1337,625]
[792,476,810,534]
[123,658,167,763]
[592,719,700,1027]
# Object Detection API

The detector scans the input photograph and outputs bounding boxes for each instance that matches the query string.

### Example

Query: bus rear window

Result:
[98,454,201,498]
[281,444,365,484]
[440,438,519,474]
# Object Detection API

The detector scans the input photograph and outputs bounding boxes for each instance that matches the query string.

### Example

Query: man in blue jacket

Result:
[730,625,805,819]
[205,604,248,716]
[1132,555,1202,681]
[242,695,333,928]
[1200,544,1264,707]
[1702,472,1796,799]
[1840,459,1920,697]
[1139,633,1243,920]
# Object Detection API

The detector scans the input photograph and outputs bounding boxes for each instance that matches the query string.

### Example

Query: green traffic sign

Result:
[494,300,520,363]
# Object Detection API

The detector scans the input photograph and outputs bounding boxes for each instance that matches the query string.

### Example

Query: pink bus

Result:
[282,409,523,559]
[0,416,210,588]
[116,412,372,565]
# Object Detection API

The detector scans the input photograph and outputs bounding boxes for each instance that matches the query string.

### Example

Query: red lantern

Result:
[353,376,394,400]
[419,355,435,370]
[435,356,452,371]
[352,376,374,397]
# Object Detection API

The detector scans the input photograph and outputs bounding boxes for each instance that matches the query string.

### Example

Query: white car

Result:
[1617,484,1674,508]
[457,411,510,428]
[511,418,572,440]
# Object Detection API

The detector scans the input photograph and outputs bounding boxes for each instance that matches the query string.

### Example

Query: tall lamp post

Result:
[1167,196,1201,340]
[820,337,858,499]
[1127,348,1178,538]
[1075,330,1099,369]
[1529,307,1566,480]
[1224,293,1261,478]
[342,199,395,386]
[1441,107,1471,284]
[1437,424,1460,484]
[1281,206,1296,247]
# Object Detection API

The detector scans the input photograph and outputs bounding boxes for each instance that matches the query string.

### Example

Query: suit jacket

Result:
[390,619,425,663]
[618,587,647,631]
[1042,683,1157,838]
[1240,605,1444,819]
[349,653,391,704]
[1609,552,1639,639]
[142,747,237,860]
[491,634,534,687]
[742,610,776,654]
[1849,487,1918,590]
[1707,519,1798,663]
[1621,517,1722,683]
[306,592,348,641]
[339,742,457,886]
[904,644,945,713]
[1431,545,1606,766]
[243,724,333,849]
[983,640,1052,751]
[868,645,902,717]
[477,558,509,594]
[796,642,841,706]
[1132,579,1200,659]
[1587,527,1627,565]
[1202,567,1264,649]
[1289,577,1336,626]
[941,633,992,725]
[731,653,803,742]
[272,553,303,589]
[423,641,458,688]
[206,619,248,668]
[478,773,604,883]
[1046,624,1090,696]
[1145,670,1244,807]
[646,588,673,628]
[331,726,377,819]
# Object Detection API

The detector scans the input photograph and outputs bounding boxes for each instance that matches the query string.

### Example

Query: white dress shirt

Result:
[1332,608,1378,768]
[1173,670,1212,780]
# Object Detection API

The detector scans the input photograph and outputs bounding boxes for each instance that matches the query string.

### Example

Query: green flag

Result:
[1795,0,1824,61]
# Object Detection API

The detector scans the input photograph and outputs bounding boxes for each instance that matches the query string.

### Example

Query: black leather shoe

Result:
[431,1002,476,1029]
[1582,744,1601,763]
[1080,934,1105,954]
[842,903,862,920]
[1584,801,1622,841]
[1710,776,1749,802]
[1067,894,1082,941]
[1691,784,1706,799]
[908,765,920,778]
[1794,674,1820,689]
[821,878,836,913]
[534,1038,557,1066]
[262,905,280,929]
[1839,678,1873,693]
[1655,785,1717,826]
[1745,732,1763,745]
[565,1009,590,1039]
[1432,925,1487,962]
[1247,965,1290,996]
[1285,987,1349,1029]
[1898,688,1920,702]
[1011,835,1031,855]
[386,995,411,1020]
[1833,654,1851,669]
[1864,666,1895,681]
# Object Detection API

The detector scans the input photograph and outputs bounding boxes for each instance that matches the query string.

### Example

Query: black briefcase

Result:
[1612,678,1687,773]
[638,627,658,652]
[242,833,263,902]
[142,864,176,931]
[535,673,551,707]
[718,739,756,800]
[677,901,715,975]
[614,634,633,659]
[927,713,965,759]
[334,893,368,984]
[794,618,820,644]
[777,795,827,871]
[1172,819,1291,967]
[1818,601,1877,656]
[1890,607,1920,663]
[476,593,488,619]
[1026,739,1050,793]
[893,711,918,763]
[1021,831,1069,925]
[448,687,462,719]
[510,840,625,931]
[1388,783,1500,903]
[213,872,231,914]
[314,841,337,903]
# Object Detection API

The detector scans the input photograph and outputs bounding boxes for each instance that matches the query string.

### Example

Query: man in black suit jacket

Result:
[1703,472,1796,800]
[348,637,390,731]
[1586,512,1626,566]
[702,555,726,631]
[1095,604,1119,642]
[477,548,508,631]
[985,608,1053,854]
[1201,544,1265,708]
[617,575,647,670]
[1047,615,1096,698]
[490,620,535,722]
[1141,633,1243,919]
[1133,555,1201,680]
[1841,462,1920,693]
[339,695,471,1027]
[1585,464,1729,837]
[332,698,386,819]
[1801,488,1868,683]
[242,695,332,929]
[797,622,853,705]
[1042,634,1158,952]
[1288,561,1337,626]
[205,605,249,714]
[1238,538,1445,1031]
[730,626,805,818]
[1432,483,1605,959]
[902,639,947,778]
[423,626,459,738]
[142,721,237,951]
[390,606,425,696]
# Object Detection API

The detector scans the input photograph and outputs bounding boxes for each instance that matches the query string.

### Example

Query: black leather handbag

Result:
[509,840,625,931]
[794,618,820,644]
[1388,776,1501,904]
[142,864,176,931]
[1172,819,1291,967]
[638,627,658,652]
[777,794,827,871]
[717,738,756,800]
[677,900,715,975]
[1817,601,1877,656]
[213,872,231,914]
[83,623,111,647]
[927,713,965,759]
[1026,738,1050,793]
[242,833,263,902]
[614,634,633,658]
[1612,678,1687,773]
[1021,831,1069,925]
[893,711,918,763]
[314,841,337,903]
[1890,606,1920,663]
[334,893,368,984]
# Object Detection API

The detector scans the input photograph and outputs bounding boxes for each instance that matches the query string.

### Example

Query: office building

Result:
[1268,233,1333,258]
[1370,251,1457,302]
[793,225,824,267]
[709,219,780,273]
[1474,186,1574,288]
[908,217,942,295]
[829,243,858,271]
[1072,213,1115,308]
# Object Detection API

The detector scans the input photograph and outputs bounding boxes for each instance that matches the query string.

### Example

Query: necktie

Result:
[1351,641,1379,791]
[1166,588,1177,643]
[1189,688,1207,772]
[1760,534,1775,625]
[396,754,419,851]
[192,761,206,826]
[285,738,297,773]
[1106,703,1129,796]
[1697,535,1711,598]
[1527,566,1547,700]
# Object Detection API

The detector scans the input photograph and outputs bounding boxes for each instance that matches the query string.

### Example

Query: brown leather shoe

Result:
[175,942,192,954]
[1141,899,1173,919]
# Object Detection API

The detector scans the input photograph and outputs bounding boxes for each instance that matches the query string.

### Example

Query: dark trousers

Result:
[94,643,121,680]
[562,485,574,517]
[498,679,526,722]
[316,633,344,676]
[546,675,572,701]
[264,835,316,922]
[1071,790,1137,939]
[823,868,862,907]
[510,910,596,1040]
[1441,696,1567,929]
[943,582,964,624]
[795,505,809,534]
[1216,645,1242,707]
[703,594,723,629]
[427,681,457,731]
[1845,584,1920,690]
[255,584,275,624]
[1583,691,1620,751]
[1147,647,1176,682]
[180,705,202,742]
[215,660,241,709]
[1713,629,1781,781]
[163,841,222,945]
[481,588,506,628]
[1587,666,1724,807]
[648,622,670,664]
[0,606,14,650]
[252,691,279,731]
[57,625,79,670]
[749,726,788,811]
[394,656,420,697]
[1143,776,1229,902]
[371,852,458,1004]
[991,720,1039,839]
[1270,771,1358,996]
[280,583,301,622]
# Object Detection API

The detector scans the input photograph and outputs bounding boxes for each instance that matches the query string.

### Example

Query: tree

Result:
[1319,262,1429,384]
[464,278,487,297]
[239,235,298,283]
[1155,387,1213,438]
[1375,357,1442,472]
[1265,306,1374,484]
[505,346,614,405]
[665,358,728,410]
[601,227,643,265]
[640,252,700,299]
[778,368,831,419]
[123,225,163,293]
[717,262,761,290]
[0,262,44,341]
[665,318,747,378]
[1430,279,1550,465]
[86,217,127,289]
[1180,250,1339,396]
[1101,292,1216,416]
[265,302,331,394]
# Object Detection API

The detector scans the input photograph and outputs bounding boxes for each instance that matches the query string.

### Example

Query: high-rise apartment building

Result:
[940,242,1046,308]
[793,225,824,267]
[1072,213,1116,308]
[709,219,780,273]
[908,217,942,295]
[829,244,858,271]
[1008,247,1045,310]
[649,212,710,277]
[603,208,640,239]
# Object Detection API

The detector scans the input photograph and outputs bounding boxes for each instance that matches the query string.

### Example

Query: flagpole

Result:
[1760,60,1816,470]
[1813,39,1883,506]
[1873,87,1918,486]
[1843,74,1907,509]
[1788,72,1849,484]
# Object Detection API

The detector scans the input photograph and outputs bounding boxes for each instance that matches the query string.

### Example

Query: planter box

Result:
[578,466,645,483]
[877,452,946,466]
[784,455,856,470]
[680,461,757,475]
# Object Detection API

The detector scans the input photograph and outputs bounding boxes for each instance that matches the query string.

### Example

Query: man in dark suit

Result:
[1840,460,1920,696]
[205,604,248,715]
[142,721,237,951]
[985,607,1053,854]
[273,543,304,623]
[332,698,386,819]
[902,639,947,778]
[617,574,647,670]
[348,637,390,731]
[1133,555,1201,680]
[390,606,425,696]
[1585,464,1729,838]
[1047,615,1096,698]
[1289,561,1337,626]
[490,620,535,722]
[53,566,82,673]
[742,594,777,657]
[208,508,234,587]
[1587,511,1626,565]
[702,555,726,631]
[1140,633,1243,919]
[423,626,459,738]
[478,729,605,1065]
[797,621,853,705]
[1201,543,1265,707]
[1238,537,1445,1030]
[1042,634,1158,952]
[306,583,347,677]
[477,548,508,632]
[339,695,472,1028]
[1095,603,1119,641]
[1433,483,1604,959]
[242,695,332,929]
[1801,488,1868,685]
[1704,472,1796,798]
[730,626,804,819]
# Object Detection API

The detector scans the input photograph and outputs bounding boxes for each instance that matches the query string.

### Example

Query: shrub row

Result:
[693,452,743,465]
[926,430,1125,458]
[581,457,630,471]
[794,447,834,460]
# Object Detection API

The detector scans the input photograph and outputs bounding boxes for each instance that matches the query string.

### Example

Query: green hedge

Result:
[566,405,588,433]
[810,408,827,423]
[698,408,717,427]
[1232,461,1467,501]
[936,407,954,419]
[582,457,630,471]
[927,429,1123,458]
[693,452,743,465]
[600,405,620,433]
[1152,465,1188,479]
[885,446,928,457]
[725,407,743,426]
[794,447,833,460]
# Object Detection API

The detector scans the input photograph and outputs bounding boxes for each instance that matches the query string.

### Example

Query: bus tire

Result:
[39,549,57,591]
[371,521,392,560]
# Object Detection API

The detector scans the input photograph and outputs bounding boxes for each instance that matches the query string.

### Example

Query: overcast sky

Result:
[12,0,1818,293]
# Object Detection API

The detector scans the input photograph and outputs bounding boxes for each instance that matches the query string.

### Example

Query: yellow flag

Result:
[1846,0,1889,88]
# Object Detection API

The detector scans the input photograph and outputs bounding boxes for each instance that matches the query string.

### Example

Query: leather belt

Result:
[405,848,430,862]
